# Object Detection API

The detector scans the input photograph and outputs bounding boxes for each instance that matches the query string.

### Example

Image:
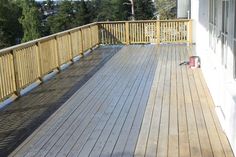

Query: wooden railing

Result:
[99,19,192,44]
[0,19,191,101]
[0,23,99,101]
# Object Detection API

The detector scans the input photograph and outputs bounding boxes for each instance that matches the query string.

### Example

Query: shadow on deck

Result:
[0,45,122,156]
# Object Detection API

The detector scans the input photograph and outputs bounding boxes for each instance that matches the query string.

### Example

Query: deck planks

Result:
[9,45,234,157]
[0,45,121,156]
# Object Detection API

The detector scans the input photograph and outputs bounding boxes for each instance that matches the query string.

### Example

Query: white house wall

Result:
[191,0,236,154]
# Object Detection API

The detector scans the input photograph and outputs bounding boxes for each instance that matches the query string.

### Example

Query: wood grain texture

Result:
[0,46,121,156]
[8,45,233,157]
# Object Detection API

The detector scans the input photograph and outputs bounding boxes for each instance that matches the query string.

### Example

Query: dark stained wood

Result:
[9,45,234,157]
[0,45,122,157]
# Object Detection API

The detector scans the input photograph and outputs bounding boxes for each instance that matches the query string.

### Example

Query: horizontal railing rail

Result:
[0,19,192,102]
[0,22,99,101]
[98,19,192,45]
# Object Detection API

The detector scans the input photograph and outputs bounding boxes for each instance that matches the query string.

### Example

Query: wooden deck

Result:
[0,46,121,156]
[10,45,234,157]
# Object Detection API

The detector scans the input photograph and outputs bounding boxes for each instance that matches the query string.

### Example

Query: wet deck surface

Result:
[0,46,122,156]
[8,45,235,157]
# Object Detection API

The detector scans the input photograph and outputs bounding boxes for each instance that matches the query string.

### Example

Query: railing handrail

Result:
[0,19,192,102]
[0,22,98,54]
[0,19,192,54]
[98,19,191,24]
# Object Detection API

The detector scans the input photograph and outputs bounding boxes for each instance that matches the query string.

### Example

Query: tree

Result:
[18,0,41,42]
[96,0,116,21]
[0,0,22,48]
[155,0,176,20]
[135,0,155,20]
[47,0,75,34]
[114,0,131,20]
[74,0,90,26]
[45,0,54,10]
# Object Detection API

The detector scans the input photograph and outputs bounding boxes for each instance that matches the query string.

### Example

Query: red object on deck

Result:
[189,56,200,68]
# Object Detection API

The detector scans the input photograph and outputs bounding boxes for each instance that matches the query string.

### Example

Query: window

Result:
[209,0,213,23]
[213,0,217,25]
[209,0,217,25]
[234,0,236,78]
[222,0,229,35]
[233,0,236,40]
[209,0,218,51]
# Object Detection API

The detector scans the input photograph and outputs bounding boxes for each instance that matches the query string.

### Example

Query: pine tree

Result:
[114,0,131,20]
[47,0,74,34]
[90,0,131,21]
[75,0,90,26]
[96,0,116,21]
[155,0,176,19]
[45,0,54,10]
[135,0,155,20]
[0,0,22,48]
[18,0,41,42]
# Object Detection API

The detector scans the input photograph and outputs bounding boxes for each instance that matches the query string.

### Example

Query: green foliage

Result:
[155,0,176,20]
[90,0,131,21]
[114,0,131,20]
[74,0,90,26]
[135,0,155,20]
[0,0,22,48]
[96,0,116,21]
[45,0,54,10]
[18,0,41,42]
[0,0,159,49]
[47,0,75,34]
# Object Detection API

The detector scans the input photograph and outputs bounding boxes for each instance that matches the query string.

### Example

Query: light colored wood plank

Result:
[185,47,213,157]
[180,46,202,157]
[10,46,134,157]
[134,46,165,157]
[28,47,138,157]
[187,46,231,157]
[87,46,156,157]
[91,49,152,156]
[156,45,172,157]
[61,46,149,157]
[9,45,235,157]
[118,46,158,157]
[176,45,190,157]
[197,70,234,157]
[167,45,179,157]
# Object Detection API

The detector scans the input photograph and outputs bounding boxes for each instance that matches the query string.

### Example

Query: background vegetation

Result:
[0,0,176,49]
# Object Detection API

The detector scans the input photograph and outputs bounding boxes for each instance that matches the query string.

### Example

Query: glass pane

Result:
[234,40,236,78]
[213,0,217,24]
[222,1,229,34]
[234,1,236,38]
[209,0,213,23]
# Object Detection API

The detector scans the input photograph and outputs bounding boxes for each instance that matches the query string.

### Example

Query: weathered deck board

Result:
[9,45,234,157]
[0,45,122,156]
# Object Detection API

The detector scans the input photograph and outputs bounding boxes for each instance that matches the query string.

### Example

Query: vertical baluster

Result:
[188,20,192,44]
[156,21,160,44]
[125,22,130,45]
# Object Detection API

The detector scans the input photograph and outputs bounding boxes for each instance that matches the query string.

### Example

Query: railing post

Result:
[79,28,84,55]
[125,22,130,45]
[188,20,192,44]
[55,36,61,69]
[68,32,73,60]
[12,50,20,96]
[89,26,93,48]
[96,24,100,45]
[156,20,161,44]
[36,42,42,79]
